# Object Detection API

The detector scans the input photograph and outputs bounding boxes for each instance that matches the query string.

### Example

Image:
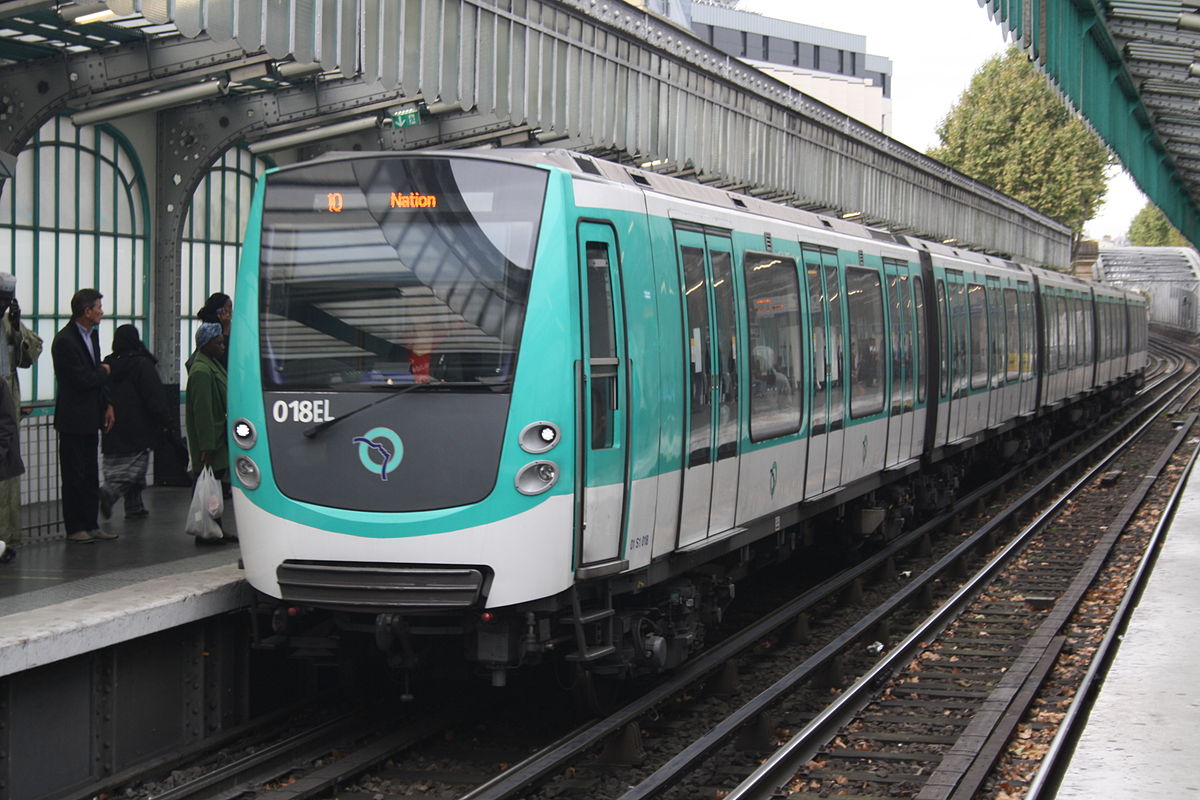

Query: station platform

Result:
[0,487,249,678]
[1055,459,1200,797]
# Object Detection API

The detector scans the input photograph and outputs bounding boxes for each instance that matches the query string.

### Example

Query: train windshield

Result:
[258,156,548,391]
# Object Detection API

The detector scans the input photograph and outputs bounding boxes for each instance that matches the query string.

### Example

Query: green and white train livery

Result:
[228,150,1147,684]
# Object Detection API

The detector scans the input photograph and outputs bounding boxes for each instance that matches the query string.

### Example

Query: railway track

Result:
[107,337,1195,800]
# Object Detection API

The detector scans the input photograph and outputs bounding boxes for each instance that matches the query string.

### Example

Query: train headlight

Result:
[519,421,560,454]
[234,455,261,490]
[515,460,559,495]
[232,418,257,449]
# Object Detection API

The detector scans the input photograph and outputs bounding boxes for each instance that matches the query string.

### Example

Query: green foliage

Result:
[928,48,1111,237]
[1127,203,1189,247]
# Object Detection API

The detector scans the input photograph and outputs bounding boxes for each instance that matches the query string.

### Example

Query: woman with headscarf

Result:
[186,321,232,543]
[187,292,232,371]
[99,325,174,519]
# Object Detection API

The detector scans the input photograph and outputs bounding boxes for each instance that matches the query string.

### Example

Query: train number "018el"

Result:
[272,399,332,424]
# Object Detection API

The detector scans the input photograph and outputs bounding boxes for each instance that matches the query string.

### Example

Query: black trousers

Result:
[59,432,100,535]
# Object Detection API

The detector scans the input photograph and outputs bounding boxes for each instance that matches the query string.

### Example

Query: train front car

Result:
[228,152,578,683]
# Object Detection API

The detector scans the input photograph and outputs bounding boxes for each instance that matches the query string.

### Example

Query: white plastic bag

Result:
[185,466,224,539]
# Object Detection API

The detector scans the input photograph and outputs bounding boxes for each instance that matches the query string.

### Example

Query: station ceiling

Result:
[5,1,1200,250]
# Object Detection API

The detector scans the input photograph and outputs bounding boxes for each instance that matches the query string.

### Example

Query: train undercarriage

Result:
[252,376,1143,692]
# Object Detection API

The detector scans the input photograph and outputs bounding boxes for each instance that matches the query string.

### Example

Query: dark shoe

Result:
[99,489,113,520]
[90,529,119,541]
[221,532,239,542]
[67,530,95,543]
[193,535,227,546]
[125,509,149,519]
[0,542,13,562]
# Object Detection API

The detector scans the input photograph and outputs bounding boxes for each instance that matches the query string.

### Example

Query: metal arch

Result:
[103,0,1071,265]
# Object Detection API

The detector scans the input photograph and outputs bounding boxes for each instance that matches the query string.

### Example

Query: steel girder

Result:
[982,1,1200,247]
[90,0,1070,266]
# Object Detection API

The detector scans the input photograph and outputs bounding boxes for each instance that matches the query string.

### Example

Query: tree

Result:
[929,48,1111,241]
[1127,203,1189,247]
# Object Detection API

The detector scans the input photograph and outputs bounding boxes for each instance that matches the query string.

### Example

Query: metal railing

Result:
[16,401,186,542]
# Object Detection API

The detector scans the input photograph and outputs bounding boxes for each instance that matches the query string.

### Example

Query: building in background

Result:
[631,0,894,134]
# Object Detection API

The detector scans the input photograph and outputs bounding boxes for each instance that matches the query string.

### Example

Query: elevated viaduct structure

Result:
[0,0,1073,388]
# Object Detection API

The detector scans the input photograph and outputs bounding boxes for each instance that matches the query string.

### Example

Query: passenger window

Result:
[1020,291,1035,379]
[1074,297,1087,366]
[936,280,949,398]
[744,252,802,440]
[808,263,827,433]
[1004,288,1019,382]
[968,283,988,390]
[914,276,926,403]
[586,242,618,449]
[825,265,845,426]
[1058,296,1070,370]
[847,267,885,418]
[987,283,1004,387]
[712,249,739,459]
[681,246,711,464]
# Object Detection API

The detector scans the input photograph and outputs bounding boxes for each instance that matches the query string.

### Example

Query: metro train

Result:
[226,149,1148,685]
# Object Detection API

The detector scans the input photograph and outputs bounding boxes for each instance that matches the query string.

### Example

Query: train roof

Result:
[274,148,1141,303]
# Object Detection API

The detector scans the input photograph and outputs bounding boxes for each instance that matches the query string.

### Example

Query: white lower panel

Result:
[582,482,623,564]
[678,462,713,547]
[234,492,576,609]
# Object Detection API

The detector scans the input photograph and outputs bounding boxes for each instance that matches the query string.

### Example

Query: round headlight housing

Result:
[519,421,560,454]
[515,460,559,495]
[232,418,257,450]
[234,455,261,490]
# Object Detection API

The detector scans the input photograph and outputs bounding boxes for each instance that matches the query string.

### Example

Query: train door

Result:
[824,257,847,490]
[675,228,739,546]
[945,272,969,442]
[578,223,629,565]
[884,261,913,469]
[986,278,1005,429]
[934,278,951,447]
[803,250,828,497]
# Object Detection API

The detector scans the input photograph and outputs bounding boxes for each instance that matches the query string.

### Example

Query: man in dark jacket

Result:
[52,289,116,543]
[100,325,174,519]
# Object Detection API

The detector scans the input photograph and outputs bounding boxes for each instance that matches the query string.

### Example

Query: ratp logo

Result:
[353,427,404,481]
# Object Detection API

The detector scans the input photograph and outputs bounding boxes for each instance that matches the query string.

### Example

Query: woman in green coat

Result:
[185,322,230,543]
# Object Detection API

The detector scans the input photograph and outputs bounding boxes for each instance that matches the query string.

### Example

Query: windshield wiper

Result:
[302,380,496,438]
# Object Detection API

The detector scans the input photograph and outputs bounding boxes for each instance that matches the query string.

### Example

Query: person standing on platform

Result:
[51,289,116,543]
[99,325,173,520]
[0,378,25,563]
[0,273,42,561]
[187,293,231,371]
[185,322,232,543]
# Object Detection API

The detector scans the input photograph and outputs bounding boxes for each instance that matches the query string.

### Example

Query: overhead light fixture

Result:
[58,2,115,24]
[842,211,863,220]
[943,238,959,245]
[1181,12,1200,32]
[247,116,382,154]
[535,130,569,144]
[70,79,229,126]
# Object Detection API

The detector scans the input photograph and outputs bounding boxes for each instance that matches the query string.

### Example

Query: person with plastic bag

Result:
[185,322,232,544]
[99,325,174,520]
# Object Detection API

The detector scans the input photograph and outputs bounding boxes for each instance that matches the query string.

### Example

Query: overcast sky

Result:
[736,0,1147,241]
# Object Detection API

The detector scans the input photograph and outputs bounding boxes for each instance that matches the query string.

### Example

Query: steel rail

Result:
[716,365,1200,800]
[1023,432,1200,800]
[469,350,1183,800]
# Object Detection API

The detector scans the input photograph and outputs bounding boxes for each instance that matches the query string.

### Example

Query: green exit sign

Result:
[391,107,421,129]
